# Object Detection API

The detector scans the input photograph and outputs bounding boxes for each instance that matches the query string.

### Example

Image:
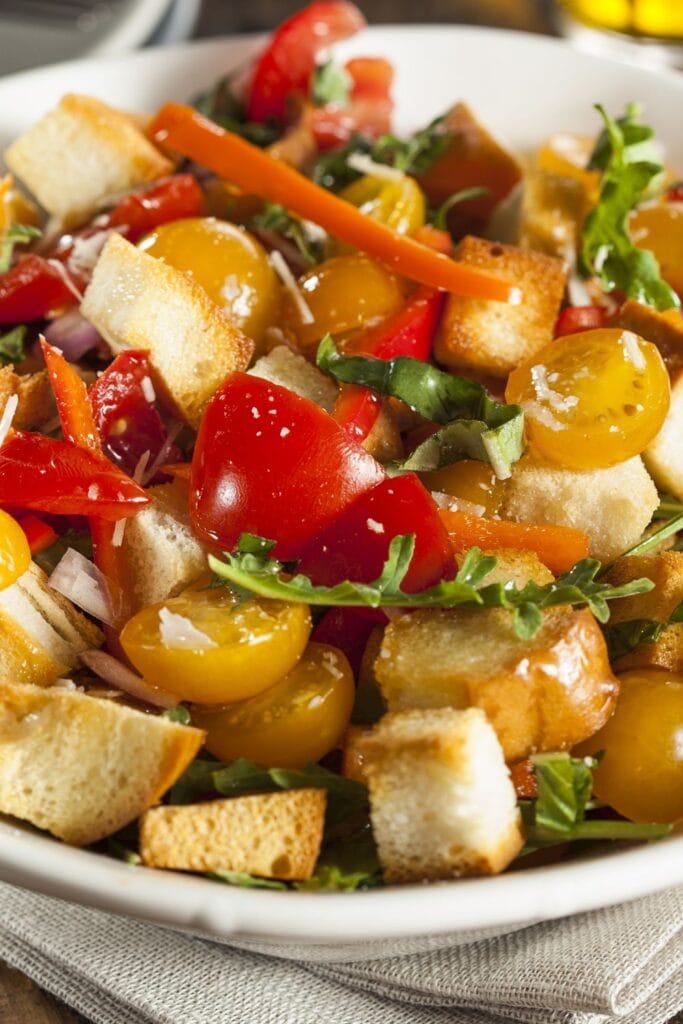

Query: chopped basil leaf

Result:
[250,202,324,265]
[316,335,524,480]
[210,534,654,638]
[311,60,351,107]
[580,103,679,311]
[0,325,27,365]
[0,223,42,274]
[162,705,192,725]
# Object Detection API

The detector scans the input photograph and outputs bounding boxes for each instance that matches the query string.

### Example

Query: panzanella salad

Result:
[0,2,681,891]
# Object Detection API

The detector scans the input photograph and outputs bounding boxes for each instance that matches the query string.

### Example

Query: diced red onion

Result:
[48,547,116,625]
[80,649,179,709]
[44,309,102,362]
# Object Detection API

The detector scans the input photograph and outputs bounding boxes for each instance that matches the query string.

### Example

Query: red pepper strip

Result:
[666,186,683,202]
[106,173,203,243]
[148,104,520,302]
[13,513,58,555]
[246,1,366,123]
[554,305,608,338]
[333,287,445,442]
[0,432,150,519]
[40,338,100,452]
[0,255,77,325]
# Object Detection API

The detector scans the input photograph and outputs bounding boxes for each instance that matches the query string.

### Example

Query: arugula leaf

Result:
[193,76,279,146]
[316,335,524,480]
[431,186,490,231]
[619,511,683,560]
[210,534,654,638]
[162,705,192,725]
[604,601,683,660]
[166,758,220,805]
[654,494,683,519]
[580,104,679,311]
[0,223,42,274]
[210,870,288,890]
[311,60,351,107]
[0,325,27,365]
[520,752,671,850]
[250,202,324,266]
[295,827,382,891]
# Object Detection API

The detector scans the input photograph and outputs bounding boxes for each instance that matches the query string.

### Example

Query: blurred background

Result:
[0,0,681,76]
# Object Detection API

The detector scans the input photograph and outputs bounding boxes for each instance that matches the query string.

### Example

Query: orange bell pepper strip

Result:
[439,508,589,575]
[148,103,522,304]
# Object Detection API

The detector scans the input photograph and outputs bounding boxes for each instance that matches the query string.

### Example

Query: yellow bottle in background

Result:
[560,0,683,37]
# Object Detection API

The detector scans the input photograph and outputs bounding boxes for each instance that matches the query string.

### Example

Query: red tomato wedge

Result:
[554,305,608,338]
[190,373,384,558]
[246,1,366,123]
[311,56,394,150]
[0,255,77,324]
[298,473,455,592]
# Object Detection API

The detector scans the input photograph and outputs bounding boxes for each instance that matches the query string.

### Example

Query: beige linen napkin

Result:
[0,880,680,1024]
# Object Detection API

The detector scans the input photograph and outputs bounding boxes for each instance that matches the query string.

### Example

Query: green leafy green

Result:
[161,705,192,725]
[580,103,679,311]
[520,752,671,851]
[193,76,279,146]
[654,494,683,520]
[604,601,683,660]
[210,870,288,890]
[431,186,490,231]
[166,758,219,805]
[0,223,42,274]
[295,828,382,891]
[0,325,27,365]
[311,60,351,107]
[250,202,324,265]
[351,677,386,726]
[316,335,524,480]
[619,512,683,560]
[210,534,654,639]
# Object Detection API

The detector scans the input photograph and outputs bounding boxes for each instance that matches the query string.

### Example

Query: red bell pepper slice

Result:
[40,337,100,452]
[0,432,149,519]
[89,350,180,478]
[190,372,384,559]
[13,513,58,555]
[246,1,366,123]
[0,255,77,325]
[310,57,394,150]
[333,287,445,442]
[554,305,608,338]
[106,173,203,243]
[297,473,455,593]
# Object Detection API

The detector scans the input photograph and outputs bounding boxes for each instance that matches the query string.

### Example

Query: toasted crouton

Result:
[502,455,658,563]
[0,682,204,845]
[604,552,683,672]
[248,345,337,412]
[119,479,207,612]
[375,606,618,762]
[463,548,554,587]
[435,236,567,377]
[0,564,103,686]
[0,366,55,431]
[518,165,588,258]
[140,790,326,880]
[415,103,523,237]
[357,708,523,882]
[4,94,173,226]
[81,234,254,427]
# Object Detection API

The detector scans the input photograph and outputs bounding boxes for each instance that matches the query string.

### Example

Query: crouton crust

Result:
[604,552,683,672]
[435,236,567,377]
[0,366,56,431]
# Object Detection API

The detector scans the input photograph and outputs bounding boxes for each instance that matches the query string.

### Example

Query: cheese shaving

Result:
[0,393,18,448]
[269,250,314,325]
[46,258,84,302]
[158,607,218,651]
[620,330,646,372]
[347,153,405,182]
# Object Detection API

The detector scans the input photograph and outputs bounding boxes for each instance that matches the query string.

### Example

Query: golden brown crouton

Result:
[140,790,326,880]
[461,547,554,587]
[0,366,55,431]
[81,234,254,427]
[4,94,173,226]
[604,552,683,672]
[502,455,658,563]
[357,707,523,882]
[416,103,523,237]
[0,682,204,846]
[435,236,567,377]
[518,165,588,258]
[612,300,683,375]
[375,606,618,762]
[248,345,337,412]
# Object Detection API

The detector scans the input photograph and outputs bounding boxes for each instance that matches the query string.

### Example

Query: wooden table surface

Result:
[0,1,545,1021]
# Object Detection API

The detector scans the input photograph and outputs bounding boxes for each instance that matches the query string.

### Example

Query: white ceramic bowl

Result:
[0,27,682,961]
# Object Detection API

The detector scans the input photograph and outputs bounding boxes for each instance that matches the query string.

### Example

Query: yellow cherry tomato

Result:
[0,511,30,590]
[536,133,600,199]
[120,587,311,704]
[575,669,683,824]
[193,642,355,768]
[505,328,670,470]
[0,174,39,232]
[280,254,405,352]
[419,460,505,516]
[138,217,280,350]
[339,173,426,237]
[629,204,683,299]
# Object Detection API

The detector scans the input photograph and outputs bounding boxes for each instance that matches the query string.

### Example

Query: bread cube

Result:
[0,682,204,845]
[248,345,337,412]
[502,455,658,563]
[518,165,588,258]
[5,94,173,226]
[416,103,522,237]
[435,236,567,377]
[604,551,683,672]
[119,479,207,612]
[612,299,683,374]
[81,234,254,427]
[140,790,326,880]
[461,547,554,587]
[375,606,618,762]
[0,366,55,431]
[357,707,523,882]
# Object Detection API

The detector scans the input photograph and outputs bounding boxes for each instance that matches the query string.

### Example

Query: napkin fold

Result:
[0,880,681,1024]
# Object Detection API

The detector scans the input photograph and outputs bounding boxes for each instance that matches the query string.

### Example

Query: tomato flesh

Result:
[193,642,354,768]
[0,509,31,590]
[190,372,384,559]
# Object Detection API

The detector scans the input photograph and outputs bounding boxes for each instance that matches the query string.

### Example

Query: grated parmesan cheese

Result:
[140,375,156,403]
[158,607,218,650]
